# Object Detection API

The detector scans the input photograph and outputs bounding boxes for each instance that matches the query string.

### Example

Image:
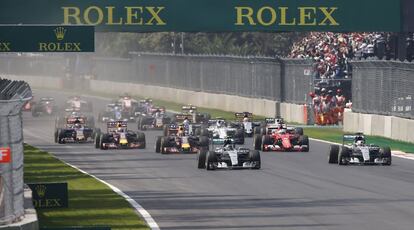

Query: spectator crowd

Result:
[288,32,413,125]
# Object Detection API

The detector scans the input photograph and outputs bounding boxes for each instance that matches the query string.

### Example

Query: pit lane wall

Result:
[344,109,414,143]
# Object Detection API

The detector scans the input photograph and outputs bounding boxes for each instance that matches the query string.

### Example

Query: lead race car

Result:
[95,120,146,150]
[197,138,261,170]
[328,133,392,165]
[155,123,209,154]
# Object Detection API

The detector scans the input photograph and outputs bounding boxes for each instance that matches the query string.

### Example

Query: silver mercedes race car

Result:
[328,133,392,165]
[197,139,260,170]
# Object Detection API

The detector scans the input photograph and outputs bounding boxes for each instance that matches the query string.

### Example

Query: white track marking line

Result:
[23,128,161,230]
[310,138,414,161]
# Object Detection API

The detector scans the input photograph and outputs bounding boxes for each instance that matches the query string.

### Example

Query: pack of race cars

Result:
[28,94,392,170]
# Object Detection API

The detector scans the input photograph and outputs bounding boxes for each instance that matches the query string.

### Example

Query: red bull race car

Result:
[95,121,146,150]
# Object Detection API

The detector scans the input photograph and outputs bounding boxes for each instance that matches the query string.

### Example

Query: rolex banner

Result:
[0,26,94,52]
[0,0,402,32]
[28,183,68,209]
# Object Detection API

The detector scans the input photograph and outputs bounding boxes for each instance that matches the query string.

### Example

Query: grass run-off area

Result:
[24,144,149,230]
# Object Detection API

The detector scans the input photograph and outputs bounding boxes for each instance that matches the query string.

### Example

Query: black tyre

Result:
[299,135,309,152]
[206,151,217,170]
[137,132,146,149]
[194,128,201,136]
[380,146,392,166]
[295,127,304,136]
[160,137,168,154]
[94,133,100,149]
[87,116,95,129]
[31,108,38,117]
[100,134,107,150]
[249,150,261,169]
[57,129,65,144]
[328,145,339,164]
[338,147,350,165]
[253,134,262,150]
[198,149,207,169]
[261,135,272,151]
[260,127,266,135]
[54,128,59,143]
[155,136,162,153]
[253,126,261,135]
[93,128,101,139]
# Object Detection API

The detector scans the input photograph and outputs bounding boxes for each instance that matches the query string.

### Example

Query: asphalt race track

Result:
[23,90,414,230]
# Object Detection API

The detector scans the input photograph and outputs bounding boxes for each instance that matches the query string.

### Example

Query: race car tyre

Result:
[100,134,109,150]
[328,145,339,164]
[94,133,100,149]
[253,127,261,135]
[136,132,146,149]
[93,128,101,139]
[198,149,207,169]
[235,129,245,144]
[54,128,59,143]
[199,136,209,147]
[260,127,266,135]
[253,134,262,150]
[163,125,169,136]
[299,135,309,152]
[155,136,162,153]
[295,127,304,136]
[206,151,217,170]
[57,129,65,144]
[200,128,209,137]
[31,108,38,117]
[261,135,272,151]
[249,150,261,169]
[160,137,169,154]
[98,112,103,123]
[338,147,350,165]
[380,146,392,166]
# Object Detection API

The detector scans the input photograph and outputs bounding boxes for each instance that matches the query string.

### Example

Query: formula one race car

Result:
[172,105,210,124]
[155,124,209,154]
[31,97,58,117]
[232,112,262,137]
[254,126,309,152]
[66,96,93,112]
[54,116,99,144]
[207,119,245,144]
[328,133,392,165]
[98,102,136,123]
[95,121,145,150]
[137,107,171,130]
[197,138,261,170]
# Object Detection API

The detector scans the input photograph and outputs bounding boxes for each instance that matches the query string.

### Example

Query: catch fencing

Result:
[0,78,32,225]
[351,59,414,119]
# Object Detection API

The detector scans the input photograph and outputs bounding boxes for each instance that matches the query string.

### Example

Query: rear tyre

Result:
[136,132,146,149]
[253,134,262,150]
[155,136,162,153]
[249,150,261,169]
[253,127,261,135]
[160,137,169,154]
[54,128,59,143]
[94,133,100,149]
[261,135,272,151]
[198,149,207,169]
[206,151,217,170]
[328,145,339,164]
[163,125,169,136]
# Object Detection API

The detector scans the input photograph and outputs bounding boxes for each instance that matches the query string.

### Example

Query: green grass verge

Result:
[24,144,149,230]
[304,127,414,153]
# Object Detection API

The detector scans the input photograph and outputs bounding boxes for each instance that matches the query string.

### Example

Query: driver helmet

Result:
[117,127,124,132]
[278,129,287,134]
[217,120,224,127]
[355,135,365,146]
[74,123,82,129]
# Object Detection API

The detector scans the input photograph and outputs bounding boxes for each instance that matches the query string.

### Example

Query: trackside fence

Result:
[0,78,32,225]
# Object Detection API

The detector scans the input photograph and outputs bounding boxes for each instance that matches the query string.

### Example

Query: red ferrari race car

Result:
[254,127,309,152]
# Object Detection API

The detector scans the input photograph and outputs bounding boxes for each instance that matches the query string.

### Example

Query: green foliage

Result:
[95,32,305,57]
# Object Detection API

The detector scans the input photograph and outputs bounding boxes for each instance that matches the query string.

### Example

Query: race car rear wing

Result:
[107,120,128,128]
[235,112,253,121]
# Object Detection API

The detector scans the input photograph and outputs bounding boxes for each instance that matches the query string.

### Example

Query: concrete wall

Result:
[90,80,308,124]
[344,109,414,143]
